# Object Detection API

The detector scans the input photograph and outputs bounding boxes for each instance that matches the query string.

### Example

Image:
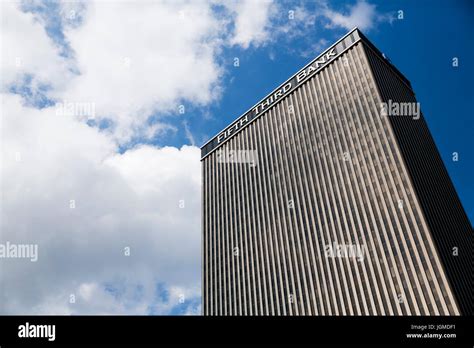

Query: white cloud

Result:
[0,2,73,93]
[226,0,275,49]
[322,0,393,32]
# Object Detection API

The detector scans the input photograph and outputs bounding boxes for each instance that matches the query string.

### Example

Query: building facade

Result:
[201,28,473,315]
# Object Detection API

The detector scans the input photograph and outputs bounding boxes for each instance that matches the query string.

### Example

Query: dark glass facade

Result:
[201,28,473,315]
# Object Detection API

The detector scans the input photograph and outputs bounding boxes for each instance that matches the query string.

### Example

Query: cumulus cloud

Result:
[1,93,201,314]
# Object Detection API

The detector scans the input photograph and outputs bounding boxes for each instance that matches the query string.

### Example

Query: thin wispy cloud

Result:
[321,0,395,32]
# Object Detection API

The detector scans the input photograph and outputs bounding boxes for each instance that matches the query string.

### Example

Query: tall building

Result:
[200,28,473,316]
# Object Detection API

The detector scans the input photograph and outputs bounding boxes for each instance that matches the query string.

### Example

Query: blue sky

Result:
[1,0,472,315]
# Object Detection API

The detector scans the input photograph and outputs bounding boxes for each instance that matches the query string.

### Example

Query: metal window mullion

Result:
[272,102,299,315]
[254,119,277,315]
[247,123,265,315]
[264,107,290,315]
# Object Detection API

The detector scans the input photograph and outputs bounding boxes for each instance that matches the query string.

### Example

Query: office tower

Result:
[201,28,473,315]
